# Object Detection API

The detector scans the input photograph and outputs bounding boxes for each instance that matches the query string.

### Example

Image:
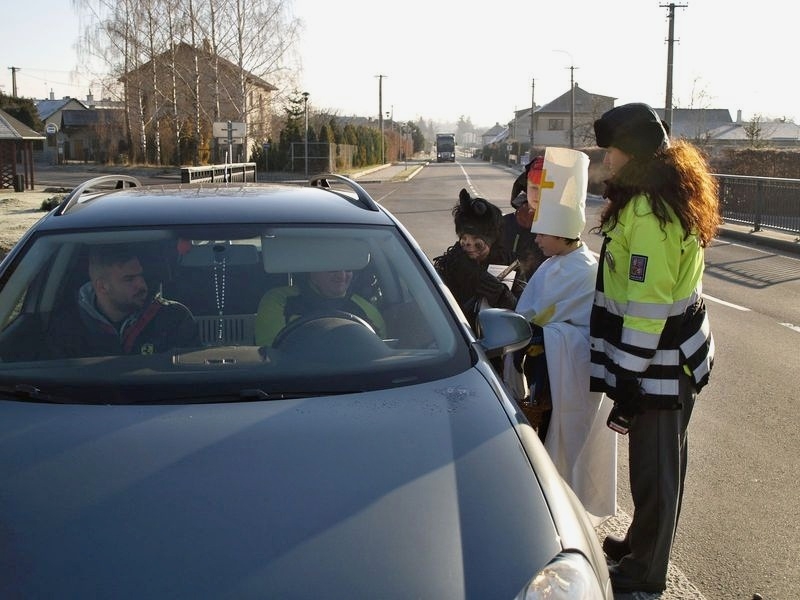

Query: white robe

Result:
[514,243,617,524]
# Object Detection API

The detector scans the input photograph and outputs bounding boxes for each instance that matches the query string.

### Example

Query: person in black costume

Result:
[433,188,525,335]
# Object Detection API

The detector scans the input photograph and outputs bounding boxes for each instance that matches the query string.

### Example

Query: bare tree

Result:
[73,0,300,165]
[744,114,764,148]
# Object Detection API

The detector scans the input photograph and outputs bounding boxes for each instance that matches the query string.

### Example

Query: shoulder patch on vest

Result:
[629,254,648,282]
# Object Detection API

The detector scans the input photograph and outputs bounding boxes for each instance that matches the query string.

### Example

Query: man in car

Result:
[45,244,199,357]
[254,269,386,347]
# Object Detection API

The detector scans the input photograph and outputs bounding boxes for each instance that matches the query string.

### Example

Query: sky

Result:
[3,0,798,131]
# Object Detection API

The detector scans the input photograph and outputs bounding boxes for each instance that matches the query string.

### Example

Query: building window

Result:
[548,119,564,131]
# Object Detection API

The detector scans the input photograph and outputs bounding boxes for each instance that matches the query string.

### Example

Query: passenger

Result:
[507,147,616,525]
[591,103,720,594]
[254,270,386,347]
[46,244,199,357]
[433,188,524,335]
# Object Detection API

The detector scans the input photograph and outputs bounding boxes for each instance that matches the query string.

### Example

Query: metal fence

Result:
[717,174,800,239]
[180,162,257,184]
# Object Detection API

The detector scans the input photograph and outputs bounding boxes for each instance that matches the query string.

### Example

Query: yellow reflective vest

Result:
[589,194,714,407]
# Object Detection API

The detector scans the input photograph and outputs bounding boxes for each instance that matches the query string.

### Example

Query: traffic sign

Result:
[45,123,58,135]
[212,121,246,138]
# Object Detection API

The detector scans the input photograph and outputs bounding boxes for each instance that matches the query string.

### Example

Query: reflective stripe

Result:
[621,325,661,350]
[596,289,701,319]
[641,376,680,397]
[680,312,711,358]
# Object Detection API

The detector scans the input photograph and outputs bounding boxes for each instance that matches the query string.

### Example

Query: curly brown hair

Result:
[593,140,721,247]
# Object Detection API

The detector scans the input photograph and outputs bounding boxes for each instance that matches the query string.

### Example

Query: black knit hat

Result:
[594,102,670,158]
[453,188,502,245]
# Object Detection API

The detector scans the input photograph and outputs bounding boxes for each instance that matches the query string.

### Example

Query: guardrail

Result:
[180,163,257,184]
[716,174,800,239]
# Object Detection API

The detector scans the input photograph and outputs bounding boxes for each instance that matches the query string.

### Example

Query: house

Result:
[481,123,507,148]
[656,108,734,142]
[705,111,800,149]
[528,85,615,149]
[502,89,797,155]
[36,94,88,164]
[35,92,126,164]
[118,42,277,165]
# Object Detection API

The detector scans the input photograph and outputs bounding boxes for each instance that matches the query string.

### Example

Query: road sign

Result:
[212,121,246,139]
[45,123,58,135]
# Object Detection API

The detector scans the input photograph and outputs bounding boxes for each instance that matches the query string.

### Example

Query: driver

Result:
[254,270,386,346]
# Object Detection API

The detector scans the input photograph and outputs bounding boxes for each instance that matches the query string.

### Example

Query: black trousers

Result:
[618,372,696,585]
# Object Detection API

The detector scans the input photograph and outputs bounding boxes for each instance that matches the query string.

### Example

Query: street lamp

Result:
[553,50,577,149]
[376,74,387,165]
[302,92,309,177]
[530,77,535,151]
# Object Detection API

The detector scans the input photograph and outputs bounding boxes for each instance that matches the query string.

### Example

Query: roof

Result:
[119,42,277,92]
[39,182,393,232]
[656,108,733,140]
[0,108,45,141]
[486,128,509,145]
[35,97,87,121]
[707,120,800,141]
[62,110,98,127]
[481,123,506,137]
[537,85,615,113]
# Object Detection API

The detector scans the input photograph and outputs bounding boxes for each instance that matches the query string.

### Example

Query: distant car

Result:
[0,174,611,599]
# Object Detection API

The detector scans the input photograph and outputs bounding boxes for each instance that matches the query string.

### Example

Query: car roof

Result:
[36,179,396,231]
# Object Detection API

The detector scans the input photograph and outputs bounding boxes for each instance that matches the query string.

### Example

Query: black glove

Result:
[476,270,506,305]
[607,373,645,434]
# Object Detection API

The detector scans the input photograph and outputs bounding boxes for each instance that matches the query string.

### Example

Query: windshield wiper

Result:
[0,384,74,404]
[145,388,329,405]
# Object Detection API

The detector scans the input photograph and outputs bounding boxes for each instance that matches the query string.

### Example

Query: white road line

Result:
[701,293,750,311]
[779,322,800,333]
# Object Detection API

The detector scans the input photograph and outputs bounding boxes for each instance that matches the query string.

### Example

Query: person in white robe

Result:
[510,147,617,524]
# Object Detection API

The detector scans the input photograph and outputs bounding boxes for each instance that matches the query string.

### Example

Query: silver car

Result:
[0,174,611,599]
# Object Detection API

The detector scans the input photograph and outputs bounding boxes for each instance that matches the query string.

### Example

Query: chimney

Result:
[736,109,742,124]
[87,90,94,106]
[49,89,54,100]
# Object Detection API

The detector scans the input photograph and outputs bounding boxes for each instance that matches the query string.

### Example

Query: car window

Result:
[0,224,470,403]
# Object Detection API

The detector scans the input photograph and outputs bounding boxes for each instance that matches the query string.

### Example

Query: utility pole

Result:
[530,78,535,151]
[661,2,687,133]
[8,66,20,97]
[553,50,577,149]
[376,74,387,164]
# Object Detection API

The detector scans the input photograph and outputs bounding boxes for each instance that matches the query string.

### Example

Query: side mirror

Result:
[476,308,531,354]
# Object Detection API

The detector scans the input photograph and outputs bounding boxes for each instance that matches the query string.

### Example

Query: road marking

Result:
[779,322,800,333]
[702,293,750,311]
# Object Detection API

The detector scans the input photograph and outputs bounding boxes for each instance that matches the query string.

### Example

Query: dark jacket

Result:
[433,243,524,331]
[46,283,199,358]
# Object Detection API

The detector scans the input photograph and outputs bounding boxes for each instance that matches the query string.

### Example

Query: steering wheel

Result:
[272,310,378,349]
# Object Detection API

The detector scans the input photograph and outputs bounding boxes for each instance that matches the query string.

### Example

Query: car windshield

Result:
[0,224,469,404]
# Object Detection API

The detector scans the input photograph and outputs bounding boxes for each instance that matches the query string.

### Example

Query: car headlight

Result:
[514,552,607,599]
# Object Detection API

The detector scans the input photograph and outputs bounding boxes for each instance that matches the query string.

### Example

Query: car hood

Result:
[0,370,564,599]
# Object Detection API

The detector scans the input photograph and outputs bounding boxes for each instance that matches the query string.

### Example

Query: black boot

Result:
[602,534,630,562]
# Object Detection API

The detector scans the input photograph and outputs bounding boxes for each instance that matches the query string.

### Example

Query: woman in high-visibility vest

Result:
[590,103,721,594]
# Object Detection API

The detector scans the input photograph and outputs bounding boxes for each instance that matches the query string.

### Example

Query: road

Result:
[362,158,800,600]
